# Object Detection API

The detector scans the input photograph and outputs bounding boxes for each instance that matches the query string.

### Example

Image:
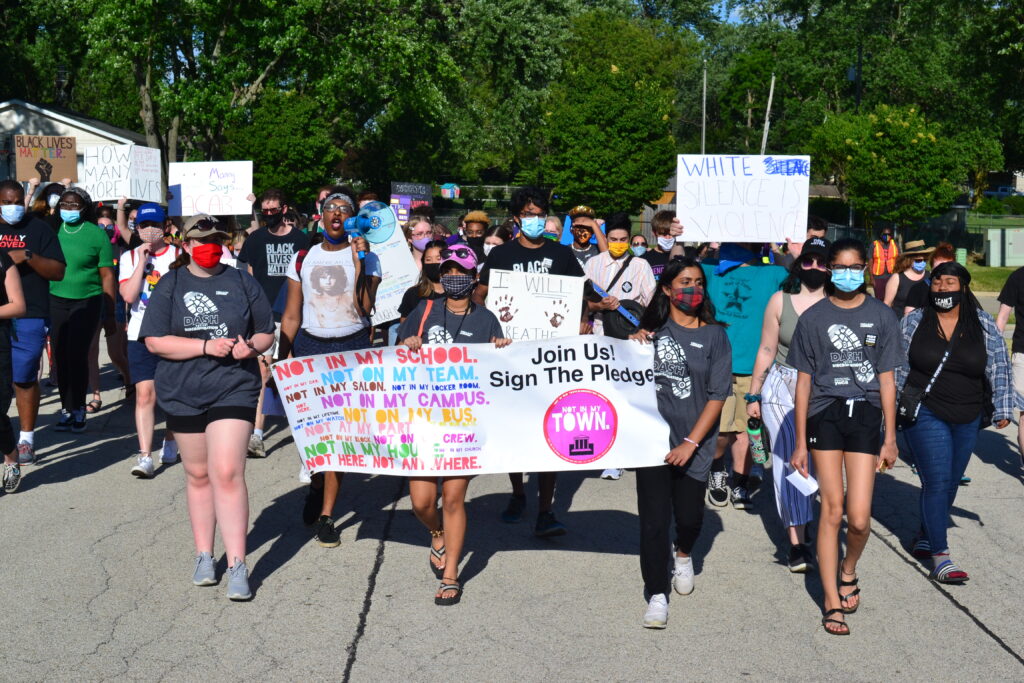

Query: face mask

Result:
[831,269,864,293]
[441,273,476,300]
[483,243,495,256]
[930,290,961,312]
[138,226,165,245]
[671,286,704,314]
[657,236,675,251]
[127,218,136,231]
[519,216,545,239]
[423,263,442,283]
[631,245,647,257]
[411,236,431,252]
[797,268,829,290]
[191,243,223,269]
[60,209,82,224]
[911,260,926,273]
[608,242,630,258]
[1,204,26,224]
[48,194,61,209]
[882,234,891,243]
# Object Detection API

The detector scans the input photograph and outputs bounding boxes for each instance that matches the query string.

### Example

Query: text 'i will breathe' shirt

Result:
[786,295,901,417]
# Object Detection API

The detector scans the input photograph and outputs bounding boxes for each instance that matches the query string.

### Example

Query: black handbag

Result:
[598,255,643,340]
[896,325,956,429]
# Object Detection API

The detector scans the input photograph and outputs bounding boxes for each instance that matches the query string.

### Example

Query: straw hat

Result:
[902,240,934,255]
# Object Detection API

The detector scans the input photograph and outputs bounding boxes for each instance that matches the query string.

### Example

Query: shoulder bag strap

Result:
[416,298,435,338]
[605,254,634,294]
[921,321,959,399]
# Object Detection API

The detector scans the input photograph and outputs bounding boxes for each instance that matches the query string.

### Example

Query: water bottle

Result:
[748,417,767,464]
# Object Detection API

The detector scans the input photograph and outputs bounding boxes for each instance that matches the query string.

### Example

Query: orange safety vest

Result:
[870,240,898,276]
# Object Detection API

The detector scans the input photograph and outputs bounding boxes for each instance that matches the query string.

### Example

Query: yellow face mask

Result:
[608,242,630,258]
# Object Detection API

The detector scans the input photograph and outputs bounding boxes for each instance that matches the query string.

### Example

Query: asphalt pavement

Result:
[1,359,1023,681]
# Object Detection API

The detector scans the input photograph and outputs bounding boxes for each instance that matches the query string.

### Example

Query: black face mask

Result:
[262,212,283,230]
[930,290,961,312]
[465,236,486,263]
[797,268,829,290]
[423,263,442,283]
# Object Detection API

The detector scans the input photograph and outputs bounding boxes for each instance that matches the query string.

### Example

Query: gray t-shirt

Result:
[397,299,504,344]
[138,265,275,416]
[652,321,733,482]
[787,296,901,417]
[571,243,600,267]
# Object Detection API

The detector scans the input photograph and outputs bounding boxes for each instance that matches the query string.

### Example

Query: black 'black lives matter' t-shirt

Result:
[237,226,310,307]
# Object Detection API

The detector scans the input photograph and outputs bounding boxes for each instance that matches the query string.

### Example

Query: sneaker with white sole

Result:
[298,465,312,484]
[600,468,623,480]
[672,557,695,595]
[160,441,179,464]
[707,470,729,507]
[3,463,22,493]
[130,454,155,479]
[16,441,35,466]
[730,485,751,510]
[247,434,266,458]
[54,410,74,432]
[192,552,217,586]
[226,559,252,600]
[642,593,669,629]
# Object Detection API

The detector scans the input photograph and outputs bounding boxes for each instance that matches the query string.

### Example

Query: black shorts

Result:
[166,406,257,434]
[807,398,882,455]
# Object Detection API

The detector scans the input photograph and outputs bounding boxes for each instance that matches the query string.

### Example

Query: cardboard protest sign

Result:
[80,144,162,203]
[14,135,77,182]
[389,181,432,222]
[167,161,253,216]
[675,154,810,243]
[272,336,668,476]
[486,270,584,341]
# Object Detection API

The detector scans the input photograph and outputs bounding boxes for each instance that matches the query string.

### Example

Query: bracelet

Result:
[743,393,762,404]
[683,437,700,447]
[202,339,207,356]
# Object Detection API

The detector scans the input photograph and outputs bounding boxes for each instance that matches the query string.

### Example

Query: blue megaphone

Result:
[343,200,398,259]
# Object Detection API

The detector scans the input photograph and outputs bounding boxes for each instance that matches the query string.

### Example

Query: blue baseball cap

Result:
[136,203,166,226]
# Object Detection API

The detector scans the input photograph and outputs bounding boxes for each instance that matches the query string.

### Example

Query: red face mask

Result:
[191,243,223,268]
[671,286,704,313]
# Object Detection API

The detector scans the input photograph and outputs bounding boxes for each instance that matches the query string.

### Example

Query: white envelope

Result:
[786,470,819,497]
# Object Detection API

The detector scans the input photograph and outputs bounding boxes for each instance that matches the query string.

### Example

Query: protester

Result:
[483,223,513,259]
[567,206,605,266]
[246,188,290,234]
[0,180,66,464]
[476,186,586,536]
[996,263,1024,464]
[0,249,27,493]
[462,210,489,262]
[903,242,955,316]
[642,211,677,279]
[701,244,787,509]
[406,217,434,270]
[140,214,274,600]
[277,191,381,547]
[788,238,900,636]
[629,258,731,628]
[746,237,829,572]
[398,239,447,322]
[49,188,115,433]
[630,234,648,256]
[119,203,182,478]
[884,240,932,317]
[898,262,1012,582]
[398,246,510,605]
[869,227,899,299]
[86,206,131,412]
[237,189,311,458]
[775,216,828,269]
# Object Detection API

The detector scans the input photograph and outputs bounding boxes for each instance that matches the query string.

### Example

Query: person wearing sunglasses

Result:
[567,205,607,267]
[883,240,933,318]
[746,237,829,573]
[398,246,510,606]
[788,238,900,636]
[277,192,381,548]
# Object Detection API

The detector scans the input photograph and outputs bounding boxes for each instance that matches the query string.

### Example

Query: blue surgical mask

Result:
[911,260,926,273]
[657,236,675,251]
[520,216,545,239]
[1,204,26,224]
[631,245,647,256]
[60,209,82,224]
[831,269,864,293]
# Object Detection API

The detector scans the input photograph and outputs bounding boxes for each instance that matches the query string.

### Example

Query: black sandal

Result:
[435,580,462,606]
[840,572,861,614]
[429,529,445,580]
[821,608,850,636]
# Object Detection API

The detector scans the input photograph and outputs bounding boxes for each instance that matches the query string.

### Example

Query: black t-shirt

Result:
[0,215,67,318]
[907,315,986,423]
[479,239,585,285]
[398,285,444,319]
[905,279,929,312]
[998,266,1024,353]
[237,226,311,306]
[642,250,671,280]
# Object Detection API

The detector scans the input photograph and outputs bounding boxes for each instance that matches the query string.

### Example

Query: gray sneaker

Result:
[192,552,217,586]
[226,558,252,600]
[16,441,35,466]
[3,463,22,493]
[247,435,266,458]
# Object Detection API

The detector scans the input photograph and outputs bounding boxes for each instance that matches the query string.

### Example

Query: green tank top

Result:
[775,293,799,367]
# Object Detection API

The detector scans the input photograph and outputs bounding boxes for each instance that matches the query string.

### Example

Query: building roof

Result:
[0,99,147,145]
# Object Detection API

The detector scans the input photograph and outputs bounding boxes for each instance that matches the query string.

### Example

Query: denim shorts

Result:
[10,317,48,384]
[128,340,160,384]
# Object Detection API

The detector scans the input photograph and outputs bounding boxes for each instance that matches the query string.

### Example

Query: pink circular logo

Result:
[543,389,618,464]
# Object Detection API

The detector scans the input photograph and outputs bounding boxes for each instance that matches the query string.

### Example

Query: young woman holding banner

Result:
[397,245,510,605]
[629,258,732,629]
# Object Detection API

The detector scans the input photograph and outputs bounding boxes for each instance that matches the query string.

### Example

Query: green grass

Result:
[966,264,1015,293]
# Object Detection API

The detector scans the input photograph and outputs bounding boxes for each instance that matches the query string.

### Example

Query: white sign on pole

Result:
[80,144,163,203]
[675,154,810,243]
[486,270,584,341]
[167,161,253,216]
[367,209,419,326]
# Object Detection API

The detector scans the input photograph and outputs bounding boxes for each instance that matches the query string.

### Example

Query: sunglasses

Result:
[261,207,282,215]
[799,256,827,269]
[322,203,353,214]
[441,247,474,261]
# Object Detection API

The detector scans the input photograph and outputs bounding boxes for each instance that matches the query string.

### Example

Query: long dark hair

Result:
[825,238,868,296]
[639,257,724,331]
[415,239,448,297]
[920,261,983,341]
[780,257,803,294]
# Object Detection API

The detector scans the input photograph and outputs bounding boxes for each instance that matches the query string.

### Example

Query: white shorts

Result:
[1012,353,1024,411]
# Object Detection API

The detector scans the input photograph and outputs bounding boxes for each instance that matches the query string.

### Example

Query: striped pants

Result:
[762,363,815,528]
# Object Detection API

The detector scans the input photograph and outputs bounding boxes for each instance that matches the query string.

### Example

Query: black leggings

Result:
[50,295,102,413]
[0,325,15,454]
[636,464,707,596]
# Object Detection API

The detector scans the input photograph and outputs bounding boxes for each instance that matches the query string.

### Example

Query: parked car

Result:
[983,186,1023,199]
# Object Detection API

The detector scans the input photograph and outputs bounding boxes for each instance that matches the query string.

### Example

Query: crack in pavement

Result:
[342,478,406,683]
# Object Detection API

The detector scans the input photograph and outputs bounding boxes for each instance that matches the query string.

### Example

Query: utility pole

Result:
[760,73,775,155]
[701,60,707,155]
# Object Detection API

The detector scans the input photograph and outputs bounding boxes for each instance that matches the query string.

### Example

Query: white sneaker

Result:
[131,454,155,479]
[298,465,312,484]
[160,441,179,464]
[600,468,623,480]
[642,594,668,629]
[672,557,695,595]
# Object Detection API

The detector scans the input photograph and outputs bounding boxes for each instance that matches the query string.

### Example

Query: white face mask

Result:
[483,243,495,256]
[657,236,675,251]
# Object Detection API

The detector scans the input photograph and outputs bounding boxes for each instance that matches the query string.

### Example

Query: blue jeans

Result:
[903,404,980,554]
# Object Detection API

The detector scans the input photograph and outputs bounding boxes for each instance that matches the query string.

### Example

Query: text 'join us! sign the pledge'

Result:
[272,337,669,476]
[167,161,253,216]
[676,154,810,243]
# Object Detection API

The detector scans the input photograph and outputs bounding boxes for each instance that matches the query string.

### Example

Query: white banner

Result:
[272,336,668,476]
[486,270,584,341]
[168,161,253,216]
[79,144,163,203]
[675,154,810,243]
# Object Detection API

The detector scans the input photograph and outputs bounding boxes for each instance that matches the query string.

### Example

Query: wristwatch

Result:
[23,249,33,262]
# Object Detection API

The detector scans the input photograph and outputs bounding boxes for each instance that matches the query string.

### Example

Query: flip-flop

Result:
[430,544,446,580]
[839,576,861,614]
[85,398,103,414]
[821,608,850,636]
[435,581,462,606]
